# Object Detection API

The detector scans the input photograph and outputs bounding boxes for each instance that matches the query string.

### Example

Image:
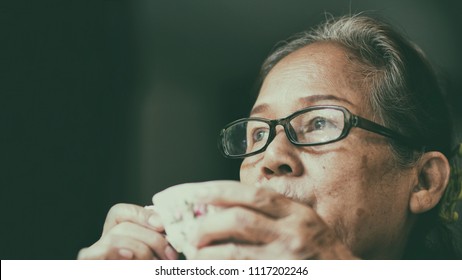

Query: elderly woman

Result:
[78,15,461,260]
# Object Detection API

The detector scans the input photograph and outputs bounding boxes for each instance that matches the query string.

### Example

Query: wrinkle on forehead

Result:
[258,42,370,114]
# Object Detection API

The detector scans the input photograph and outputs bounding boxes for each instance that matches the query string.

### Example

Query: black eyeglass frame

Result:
[219,105,423,159]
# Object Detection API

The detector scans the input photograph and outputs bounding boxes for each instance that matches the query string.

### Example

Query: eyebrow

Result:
[250,94,354,116]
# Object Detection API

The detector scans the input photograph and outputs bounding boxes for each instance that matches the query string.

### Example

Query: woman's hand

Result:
[172,181,357,260]
[77,203,178,260]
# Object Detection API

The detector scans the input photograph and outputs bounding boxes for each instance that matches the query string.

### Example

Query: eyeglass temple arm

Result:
[352,116,423,150]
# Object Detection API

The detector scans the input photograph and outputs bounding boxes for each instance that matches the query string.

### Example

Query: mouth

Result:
[254,179,316,208]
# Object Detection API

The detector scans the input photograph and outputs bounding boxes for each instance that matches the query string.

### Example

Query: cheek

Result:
[239,158,255,185]
[312,150,410,243]
[307,152,386,220]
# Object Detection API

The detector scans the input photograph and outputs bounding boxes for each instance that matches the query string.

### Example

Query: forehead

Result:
[255,42,367,117]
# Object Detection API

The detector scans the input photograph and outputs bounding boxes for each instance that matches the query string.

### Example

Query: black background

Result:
[1,0,461,259]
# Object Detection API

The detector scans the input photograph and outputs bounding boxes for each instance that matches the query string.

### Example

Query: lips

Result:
[254,179,315,207]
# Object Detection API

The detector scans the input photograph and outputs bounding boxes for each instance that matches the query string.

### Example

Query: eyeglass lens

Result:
[222,108,346,156]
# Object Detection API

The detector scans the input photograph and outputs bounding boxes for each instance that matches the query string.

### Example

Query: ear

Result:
[409,152,451,214]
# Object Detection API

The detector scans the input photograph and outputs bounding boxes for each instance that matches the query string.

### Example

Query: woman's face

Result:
[239,42,416,259]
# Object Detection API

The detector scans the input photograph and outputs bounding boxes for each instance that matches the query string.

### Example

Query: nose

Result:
[260,128,304,178]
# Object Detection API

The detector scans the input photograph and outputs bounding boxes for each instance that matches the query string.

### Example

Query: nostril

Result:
[279,164,293,174]
[263,167,274,175]
[263,164,293,176]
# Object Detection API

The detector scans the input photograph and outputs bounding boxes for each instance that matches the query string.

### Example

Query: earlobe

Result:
[409,152,451,214]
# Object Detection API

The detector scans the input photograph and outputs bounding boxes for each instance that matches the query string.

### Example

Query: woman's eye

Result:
[300,116,337,133]
[306,117,330,131]
[313,117,327,130]
[252,129,268,142]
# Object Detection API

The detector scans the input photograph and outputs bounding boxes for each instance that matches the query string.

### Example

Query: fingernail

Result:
[118,249,134,259]
[165,245,179,260]
[148,215,162,229]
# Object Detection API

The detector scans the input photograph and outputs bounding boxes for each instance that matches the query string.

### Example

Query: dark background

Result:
[1,0,461,259]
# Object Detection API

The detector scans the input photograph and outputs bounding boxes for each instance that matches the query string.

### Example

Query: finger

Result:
[109,222,177,260]
[103,203,164,236]
[188,241,317,260]
[193,181,304,218]
[78,236,156,260]
[78,245,145,260]
[78,246,114,260]
[187,243,273,260]
[188,207,278,248]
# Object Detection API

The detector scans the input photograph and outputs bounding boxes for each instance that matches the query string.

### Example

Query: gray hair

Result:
[258,14,453,166]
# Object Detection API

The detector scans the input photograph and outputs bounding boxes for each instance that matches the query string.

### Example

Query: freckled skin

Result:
[239,42,416,259]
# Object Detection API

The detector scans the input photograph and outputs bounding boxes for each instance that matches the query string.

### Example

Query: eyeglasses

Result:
[219,105,422,158]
